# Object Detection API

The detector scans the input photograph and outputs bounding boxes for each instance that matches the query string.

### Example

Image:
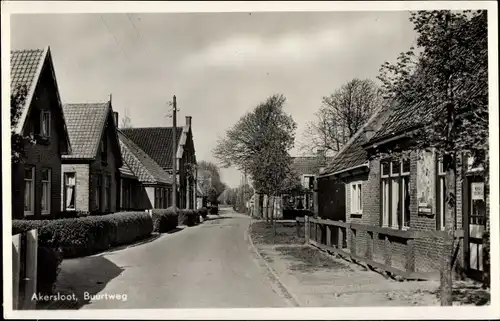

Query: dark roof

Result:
[62,103,110,159]
[120,127,183,169]
[118,130,172,185]
[119,159,137,179]
[291,156,332,176]
[322,105,390,176]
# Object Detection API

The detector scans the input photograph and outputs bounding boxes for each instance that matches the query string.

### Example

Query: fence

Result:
[12,229,38,310]
[296,216,463,280]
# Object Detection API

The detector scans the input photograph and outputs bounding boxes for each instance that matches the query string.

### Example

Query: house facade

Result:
[11,47,72,220]
[61,101,123,214]
[317,101,488,280]
[121,116,197,209]
[117,124,173,211]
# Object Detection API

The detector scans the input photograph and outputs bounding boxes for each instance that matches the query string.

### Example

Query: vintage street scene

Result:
[5,4,495,314]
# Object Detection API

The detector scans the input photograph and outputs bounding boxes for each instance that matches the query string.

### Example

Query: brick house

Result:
[61,101,123,214]
[10,47,72,219]
[117,126,173,211]
[121,116,197,209]
[317,99,488,280]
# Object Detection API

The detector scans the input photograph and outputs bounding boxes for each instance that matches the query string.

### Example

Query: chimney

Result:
[113,111,119,128]
[185,116,192,127]
[364,125,375,141]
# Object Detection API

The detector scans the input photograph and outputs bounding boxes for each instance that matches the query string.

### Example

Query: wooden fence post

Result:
[304,215,310,244]
[12,234,21,310]
[338,227,344,249]
[296,219,301,238]
[350,228,357,256]
[326,225,332,247]
[23,230,38,310]
[367,232,374,260]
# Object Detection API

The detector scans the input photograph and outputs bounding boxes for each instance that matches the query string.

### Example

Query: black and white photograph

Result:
[2,1,498,319]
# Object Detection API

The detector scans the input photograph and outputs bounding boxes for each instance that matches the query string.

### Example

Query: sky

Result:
[11,11,418,188]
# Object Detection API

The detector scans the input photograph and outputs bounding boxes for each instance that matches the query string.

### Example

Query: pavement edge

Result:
[246,219,302,307]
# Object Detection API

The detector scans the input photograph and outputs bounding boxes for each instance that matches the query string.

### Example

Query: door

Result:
[465,175,486,280]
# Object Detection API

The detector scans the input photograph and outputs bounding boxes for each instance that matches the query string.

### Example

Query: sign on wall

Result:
[471,182,485,200]
[416,150,436,215]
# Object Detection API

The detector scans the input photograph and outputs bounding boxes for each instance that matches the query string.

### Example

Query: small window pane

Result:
[402,159,410,173]
[382,162,390,176]
[391,160,400,175]
[24,167,33,179]
[41,168,50,181]
[65,173,76,185]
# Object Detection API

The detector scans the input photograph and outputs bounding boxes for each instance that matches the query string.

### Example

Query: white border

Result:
[2,1,499,320]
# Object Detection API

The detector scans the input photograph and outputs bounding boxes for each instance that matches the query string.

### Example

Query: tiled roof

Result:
[120,127,183,169]
[119,160,137,179]
[118,130,172,185]
[11,48,45,95]
[291,156,332,176]
[322,105,390,176]
[62,103,110,159]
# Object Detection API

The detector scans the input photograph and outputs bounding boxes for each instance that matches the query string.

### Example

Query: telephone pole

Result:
[171,95,177,209]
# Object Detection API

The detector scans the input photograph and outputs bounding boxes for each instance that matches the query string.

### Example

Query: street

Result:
[57,209,288,309]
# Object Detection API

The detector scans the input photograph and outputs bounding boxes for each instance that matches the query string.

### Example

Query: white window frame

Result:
[64,172,77,211]
[437,157,446,230]
[41,110,50,137]
[41,168,51,215]
[350,181,363,215]
[381,158,410,230]
[24,166,35,216]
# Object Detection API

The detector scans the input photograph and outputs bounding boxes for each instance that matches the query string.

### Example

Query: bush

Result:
[209,205,219,215]
[283,209,314,220]
[13,212,153,258]
[152,207,179,233]
[179,209,198,226]
[37,246,63,295]
[12,219,52,235]
[198,207,208,218]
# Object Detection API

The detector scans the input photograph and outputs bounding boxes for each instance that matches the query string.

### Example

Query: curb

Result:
[246,219,302,307]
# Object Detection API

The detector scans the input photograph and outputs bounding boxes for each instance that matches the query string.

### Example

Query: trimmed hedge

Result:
[283,209,314,220]
[12,211,154,258]
[180,209,198,226]
[209,205,219,215]
[198,207,208,219]
[152,207,179,233]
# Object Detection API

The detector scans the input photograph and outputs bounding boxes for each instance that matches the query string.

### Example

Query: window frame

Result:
[41,168,51,215]
[103,175,110,211]
[436,156,446,230]
[95,175,102,211]
[64,172,77,211]
[380,158,411,230]
[41,110,51,138]
[350,181,363,215]
[24,166,35,216]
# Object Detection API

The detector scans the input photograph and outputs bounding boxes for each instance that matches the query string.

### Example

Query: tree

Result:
[300,79,383,154]
[213,94,297,226]
[377,10,488,305]
[11,83,35,163]
[197,160,226,204]
[120,108,133,129]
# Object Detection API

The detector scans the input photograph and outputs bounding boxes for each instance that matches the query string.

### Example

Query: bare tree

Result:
[120,108,133,129]
[197,160,226,204]
[300,79,383,154]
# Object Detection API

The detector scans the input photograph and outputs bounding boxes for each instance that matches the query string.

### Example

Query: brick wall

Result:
[61,164,89,212]
[12,66,64,220]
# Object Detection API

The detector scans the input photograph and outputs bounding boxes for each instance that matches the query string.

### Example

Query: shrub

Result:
[483,230,490,287]
[179,209,198,226]
[209,205,219,215]
[198,207,208,218]
[152,207,179,233]
[13,212,153,258]
[37,246,63,295]
[283,209,314,220]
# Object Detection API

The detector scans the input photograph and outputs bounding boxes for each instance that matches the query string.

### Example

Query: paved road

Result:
[58,209,288,309]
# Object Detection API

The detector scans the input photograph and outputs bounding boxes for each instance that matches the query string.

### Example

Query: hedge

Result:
[209,205,219,215]
[180,209,199,227]
[198,207,208,219]
[12,211,154,258]
[152,207,179,233]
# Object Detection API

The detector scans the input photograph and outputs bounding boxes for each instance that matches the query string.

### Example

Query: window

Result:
[155,188,159,208]
[103,176,110,211]
[436,157,446,230]
[350,182,363,214]
[381,158,411,229]
[158,188,164,209]
[64,173,76,210]
[41,111,50,137]
[95,175,101,211]
[24,166,35,215]
[41,168,51,214]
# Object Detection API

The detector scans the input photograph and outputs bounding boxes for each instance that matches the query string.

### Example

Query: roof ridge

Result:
[10,47,46,53]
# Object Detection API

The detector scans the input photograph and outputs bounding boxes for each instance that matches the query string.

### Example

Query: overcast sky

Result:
[11,11,417,188]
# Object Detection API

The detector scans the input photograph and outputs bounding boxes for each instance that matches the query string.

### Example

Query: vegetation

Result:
[152,207,179,233]
[11,83,35,163]
[376,10,488,305]
[197,160,227,204]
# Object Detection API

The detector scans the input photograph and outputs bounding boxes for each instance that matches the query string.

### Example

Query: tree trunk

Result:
[265,194,269,223]
[441,153,456,306]
[270,196,276,238]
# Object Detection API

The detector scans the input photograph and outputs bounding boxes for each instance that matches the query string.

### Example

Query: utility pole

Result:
[171,95,177,209]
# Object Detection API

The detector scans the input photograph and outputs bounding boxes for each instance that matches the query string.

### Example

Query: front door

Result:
[465,175,486,280]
